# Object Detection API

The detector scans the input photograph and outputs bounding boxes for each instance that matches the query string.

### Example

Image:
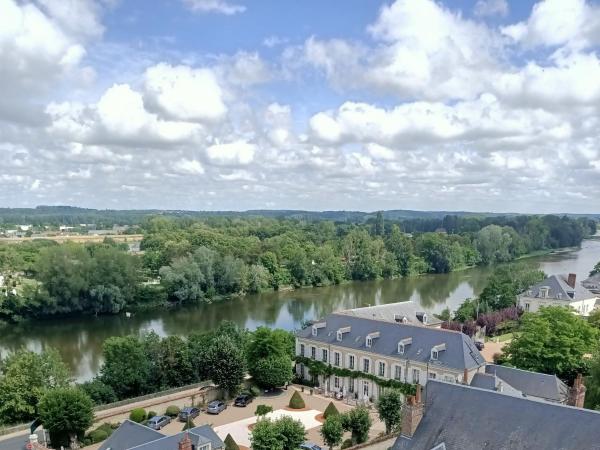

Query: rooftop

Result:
[297,313,485,371]
[393,380,600,450]
[338,301,442,327]
[520,274,596,302]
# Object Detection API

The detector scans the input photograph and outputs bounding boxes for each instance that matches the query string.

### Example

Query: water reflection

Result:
[1,239,598,381]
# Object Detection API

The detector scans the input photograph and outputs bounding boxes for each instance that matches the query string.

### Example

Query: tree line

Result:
[0,214,595,320]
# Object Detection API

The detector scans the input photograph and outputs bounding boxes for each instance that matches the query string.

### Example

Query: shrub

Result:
[147,411,157,419]
[88,429,108,444]
[129,408,147,423]
[165,405,180,417]
[323,401,339,419]
[224,433,240,450]
[249,385,261,398]
[255,404,273,417]
[80,379,117,405]
[288,391,305,409]
[182,419,195,430]
[341,438,353,449]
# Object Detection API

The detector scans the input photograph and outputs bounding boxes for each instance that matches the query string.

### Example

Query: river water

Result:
[1,239,599,381]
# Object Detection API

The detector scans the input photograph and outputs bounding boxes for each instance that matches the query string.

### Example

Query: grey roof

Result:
[583,273,600,293]
[469,372,523,399]
[98,420,164,450]
[98,420,223,450]
[393,381,600,450]
[484,364,569,402]
[520,274,596,302]
[297,313,485,371]
[338,301,442,327]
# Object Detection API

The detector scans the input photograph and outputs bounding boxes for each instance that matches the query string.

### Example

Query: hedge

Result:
[224,433,240,450]
[165,405,180,417]
[289,391,306,409]
[294,356,417,396]
[323,401,339,419]
[129,408,147,423]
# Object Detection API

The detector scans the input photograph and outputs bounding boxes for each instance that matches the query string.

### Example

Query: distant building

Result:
[338,301,442,328]
[392,379,599,450]
[98,420,224,450]
[518,273,598,316]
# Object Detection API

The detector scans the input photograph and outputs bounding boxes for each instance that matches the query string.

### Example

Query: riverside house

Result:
[295,313,485,402]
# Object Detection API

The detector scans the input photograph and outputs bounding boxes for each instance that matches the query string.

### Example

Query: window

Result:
[398,343,405,354]
[431,349,438,360]
[366,336,373,348]
[525,303,530,312]
[394,365,402,380]
[334,376,340,389]
[336,331,343,341]
[443,375,454,383]
[349,379,354,393]
[429,372,437,380]
[322,349,328,363]
[300,344,305,357]
[334,352,341,367]
[363,358,370,374]
[312,326,318,336]
[412,369,420,384]
[348,354,355,370]
[311,346,316,359]
[363,381,369,397]
[378,361,386,377]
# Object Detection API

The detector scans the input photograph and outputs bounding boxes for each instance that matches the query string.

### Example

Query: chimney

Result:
[401,385,424,438]
[568,373,586,408]
[178,434,193,450]
[463,368,469,385]
[567,273,577,289]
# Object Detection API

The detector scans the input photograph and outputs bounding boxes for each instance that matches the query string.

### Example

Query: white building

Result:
[518,273,598,317]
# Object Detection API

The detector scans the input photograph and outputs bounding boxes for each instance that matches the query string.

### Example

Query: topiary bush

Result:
[340,438,353,449]
[129,408,147,423]
[147,411,157,419]
[224,433,240,450]
[323,401,339,419]
[288,391,305,409]
[88,429,108,444]
[165,405,180,417]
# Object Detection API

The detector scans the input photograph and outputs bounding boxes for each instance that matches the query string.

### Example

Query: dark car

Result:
[475,340,485,350]
[206,400,227,414]
[147,415,171,430]
[234,394,253,407]
[300,443,322,450]
[178,406,201,422]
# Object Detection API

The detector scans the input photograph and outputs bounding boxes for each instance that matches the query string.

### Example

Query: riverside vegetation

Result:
[0,214,595,322]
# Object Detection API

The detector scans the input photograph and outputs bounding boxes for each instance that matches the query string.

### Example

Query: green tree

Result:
[255,404,273,418]
[376,390,403,434]
[0,348,70,424]
[204,335,246,397]
[320,414,344,450]
[247,327,293,388]
[475,225,513,265]
[503,306,599,381]
[276,415,307,450]
[251,416,306,450]
[588,309,600,330]
[38,387,94,448]
[585,350,600,410]
[591,261,600,276]
[341,405,372,444]
[100,336,149,399]
[158,335,194,388]
[479,265,545,311]
[80,378,117,405]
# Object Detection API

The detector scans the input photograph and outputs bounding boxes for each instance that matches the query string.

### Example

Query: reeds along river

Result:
[1,239,599,381]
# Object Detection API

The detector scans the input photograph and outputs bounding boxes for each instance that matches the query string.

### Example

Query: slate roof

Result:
[338,301,442,327]
[583,273,600,293]
[520,274,596,302]
[98,420,224,450]
[297,313,485,371]
[393,381,600,450]
[484,364,569,402]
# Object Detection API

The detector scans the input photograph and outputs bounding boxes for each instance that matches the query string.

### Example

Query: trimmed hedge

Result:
[165,405,180,417]
[88,429,108,444]
[129,408,147,423]
[289,391,305,409]
[323,401,339,419]
[147,411,157,419]
[224,433,240,450]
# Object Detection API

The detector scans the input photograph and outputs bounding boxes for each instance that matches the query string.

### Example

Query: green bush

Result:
[182,419,196,430]
[129,408,147,423]
[88,429,108,444]
[165,405,180,417]
[147,411,157,419]
[341,438,353,449]
[323,401,339,419]
[249,385,261,398]
[288,391,305,409]
[224,433,240,450]
[255,404,273,417]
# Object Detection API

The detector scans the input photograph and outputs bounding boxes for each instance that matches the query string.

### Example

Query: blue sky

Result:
[1,0,600,213]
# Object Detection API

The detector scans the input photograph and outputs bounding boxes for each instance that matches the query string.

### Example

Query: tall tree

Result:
[341,406,372,444]
[320,415,344,450]
[100,336,150,399]
[204,334,246,397]
[376,390,403,434]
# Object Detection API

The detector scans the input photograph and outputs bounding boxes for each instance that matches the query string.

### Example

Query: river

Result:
[1,239,599,381]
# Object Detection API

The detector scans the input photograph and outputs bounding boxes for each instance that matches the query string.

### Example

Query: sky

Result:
[1,0,600,213]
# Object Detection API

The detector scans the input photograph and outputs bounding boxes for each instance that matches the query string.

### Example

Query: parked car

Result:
[206,400,227,414]
[178,407,201,422]
[475,340,485,350]
[234,394,253,407]
[300,443,322,450]
[147,415,171,430]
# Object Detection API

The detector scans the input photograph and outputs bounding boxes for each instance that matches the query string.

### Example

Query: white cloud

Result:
[144,63,227,122]
[474,0,509,17]
[172,159,205,175]
[206,140,256,165]
[182,0,245,15]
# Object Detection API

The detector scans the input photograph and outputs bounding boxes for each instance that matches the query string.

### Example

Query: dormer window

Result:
[312,326,318,337]
[336,326,351,341]
[431,343,446,360]
[422,313,428,325]
[366,336,373,348]
[365,331,380,348]
[337,331,342,341]
[539,287,549,299]
[311,321,326,336]
[398,337,412,354]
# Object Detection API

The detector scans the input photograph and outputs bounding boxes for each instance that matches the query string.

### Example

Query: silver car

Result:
[147,415,171,430]
[206,400,227,414]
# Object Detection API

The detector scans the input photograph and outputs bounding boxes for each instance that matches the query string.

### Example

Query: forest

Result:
[0,213,596,321]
